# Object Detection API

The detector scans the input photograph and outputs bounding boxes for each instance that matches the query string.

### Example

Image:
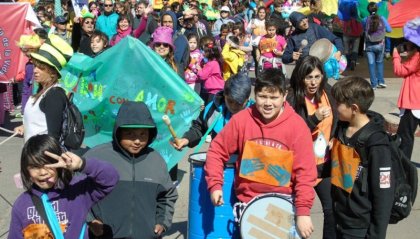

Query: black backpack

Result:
[60,92,85,150]
[357,123,418,224]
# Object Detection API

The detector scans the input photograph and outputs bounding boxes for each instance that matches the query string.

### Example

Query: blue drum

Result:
[188,152,237,239]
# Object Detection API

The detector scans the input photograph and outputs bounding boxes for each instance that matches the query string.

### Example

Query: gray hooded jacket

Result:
[85,101,178,238]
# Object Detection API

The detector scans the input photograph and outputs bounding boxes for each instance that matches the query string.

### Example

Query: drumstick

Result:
[162,115,178,139]
[298,39,308,52]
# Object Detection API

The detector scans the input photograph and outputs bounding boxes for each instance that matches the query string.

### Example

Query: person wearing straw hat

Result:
[16,31,45,116]
[14,34,74,143]
[394,17,420,160]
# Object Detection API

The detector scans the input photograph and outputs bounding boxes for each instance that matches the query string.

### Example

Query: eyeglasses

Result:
[84,20,94,25]
[155,43,170,48]
[304,75,323,82]
[104,4,113,7]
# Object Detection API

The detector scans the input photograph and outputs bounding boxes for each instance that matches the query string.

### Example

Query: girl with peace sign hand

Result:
[8,134,119,239]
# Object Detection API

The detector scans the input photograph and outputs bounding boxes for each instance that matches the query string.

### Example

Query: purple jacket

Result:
[8,158,119,239]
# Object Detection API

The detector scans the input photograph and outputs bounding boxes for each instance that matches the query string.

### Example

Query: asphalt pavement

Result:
[1,57,419,239]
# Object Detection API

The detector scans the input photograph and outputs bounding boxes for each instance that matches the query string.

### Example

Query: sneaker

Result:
[378,83,387,88]
[385,52,391,60]
[205,135,212,143]
[372,87,377,90]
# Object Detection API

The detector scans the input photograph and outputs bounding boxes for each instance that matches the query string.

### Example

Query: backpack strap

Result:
[355,123,384,193]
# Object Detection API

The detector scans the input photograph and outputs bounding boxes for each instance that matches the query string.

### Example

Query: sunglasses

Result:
[155,43,170,48]
[104,4,113,7]
[84,20,94,25]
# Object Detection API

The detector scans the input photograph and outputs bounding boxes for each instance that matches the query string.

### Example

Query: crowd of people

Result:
[1,0,420,238]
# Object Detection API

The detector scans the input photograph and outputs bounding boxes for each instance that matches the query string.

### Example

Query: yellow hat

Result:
[17,34,42,49]
[30,34,73,74]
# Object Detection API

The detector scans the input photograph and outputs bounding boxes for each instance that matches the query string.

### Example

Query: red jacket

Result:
[204,103,317,216]
[393,51,420,109]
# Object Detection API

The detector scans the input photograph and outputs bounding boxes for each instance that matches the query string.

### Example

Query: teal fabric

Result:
[59,37,203,170]
[41,194,64,239]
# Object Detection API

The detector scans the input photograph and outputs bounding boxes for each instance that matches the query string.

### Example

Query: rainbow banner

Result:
[60,37,204,169]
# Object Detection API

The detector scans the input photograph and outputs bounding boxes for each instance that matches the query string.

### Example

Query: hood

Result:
[289,12,307,29]
[160,11,178,34]
[112,101,158,150]
[249,101,296,129]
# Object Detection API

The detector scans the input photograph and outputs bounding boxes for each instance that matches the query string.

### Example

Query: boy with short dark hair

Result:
[330,76,394,239]
[204,68,317,238]
[84,101,178,239]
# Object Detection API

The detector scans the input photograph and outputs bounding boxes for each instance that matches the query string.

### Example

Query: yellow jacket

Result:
[221,43,246,80]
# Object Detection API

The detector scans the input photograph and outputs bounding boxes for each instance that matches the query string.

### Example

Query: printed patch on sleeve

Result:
[379,168,391,189]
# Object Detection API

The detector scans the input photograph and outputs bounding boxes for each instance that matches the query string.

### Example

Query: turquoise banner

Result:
[59,37,204,170]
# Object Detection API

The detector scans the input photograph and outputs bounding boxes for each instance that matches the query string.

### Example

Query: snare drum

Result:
[239,193,301,239]
[188,152,237,239]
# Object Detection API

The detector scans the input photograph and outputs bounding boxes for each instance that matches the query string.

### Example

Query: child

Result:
[214,23,230,50]
[330,76,394,239]
[363,2,392,89]
[204,68,317,238]
[197,42,225,104]
[84,101,178,239]
[393,17,420,160]
[90,30,109,57]
[185,33,203,94]
[171,73,253,150]
[257,20,287,72]
[222,35,247,80]
[8,134,119,239]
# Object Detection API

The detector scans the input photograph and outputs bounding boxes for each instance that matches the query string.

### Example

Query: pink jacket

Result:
[197,60,224,94]
[393,51,420,109]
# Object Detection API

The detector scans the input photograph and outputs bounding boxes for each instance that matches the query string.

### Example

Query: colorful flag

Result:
[0,3,40,83]
[60,37,204,170]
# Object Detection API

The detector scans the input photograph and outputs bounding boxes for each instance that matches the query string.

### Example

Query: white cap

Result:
[220,6,230,12]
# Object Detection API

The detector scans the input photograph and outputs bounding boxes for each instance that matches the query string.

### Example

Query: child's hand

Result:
[154,224,165,235]
[169,138,189,151]
[210,190,224,206]
[44,151,84,171]
[14,125,24,136]
[296,215,314,238]
[88,219,104,236]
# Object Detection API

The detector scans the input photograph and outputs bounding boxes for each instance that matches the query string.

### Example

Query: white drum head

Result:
[240,194,301,239]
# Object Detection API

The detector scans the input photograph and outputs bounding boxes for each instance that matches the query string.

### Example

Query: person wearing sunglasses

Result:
[95,0,119,40]
[72,13,96,56]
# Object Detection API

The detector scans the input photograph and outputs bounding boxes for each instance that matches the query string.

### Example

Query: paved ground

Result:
[1,57,420,239]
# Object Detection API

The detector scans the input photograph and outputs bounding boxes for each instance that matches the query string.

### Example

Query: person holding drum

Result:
[282,11,343,64]
[205,68,317,238]
[170,73,253,151]
[288,56,338,239]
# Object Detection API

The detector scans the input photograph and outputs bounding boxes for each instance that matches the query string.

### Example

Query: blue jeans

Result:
[365,43,385,88]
